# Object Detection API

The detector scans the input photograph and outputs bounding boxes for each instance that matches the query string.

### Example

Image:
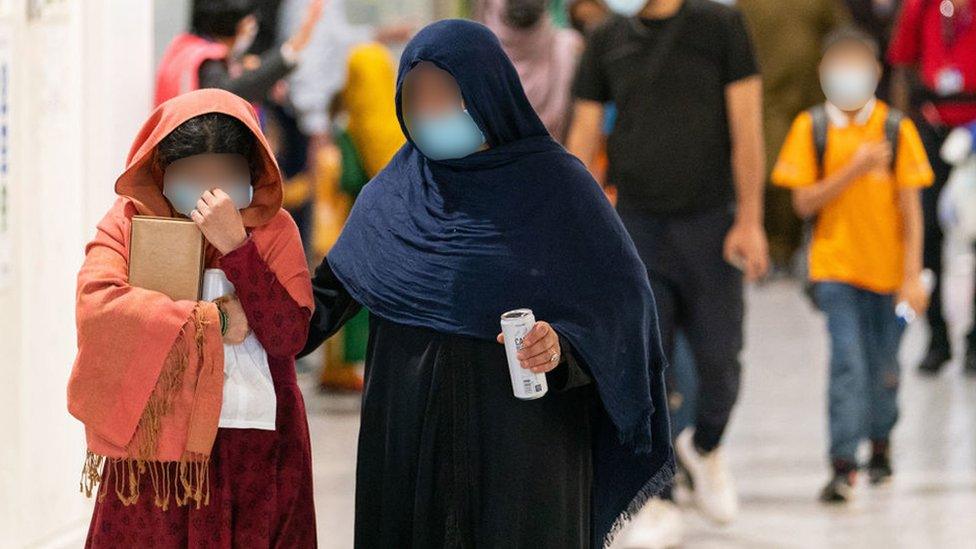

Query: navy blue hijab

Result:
[328,19,673,546]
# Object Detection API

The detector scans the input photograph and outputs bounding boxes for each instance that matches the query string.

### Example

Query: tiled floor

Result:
[305,249,976,549]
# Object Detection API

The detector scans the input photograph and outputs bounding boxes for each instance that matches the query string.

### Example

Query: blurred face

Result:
[819,43,882,112]
[162,153,252,215]
[400,62,487,161]
[401,62,464,120]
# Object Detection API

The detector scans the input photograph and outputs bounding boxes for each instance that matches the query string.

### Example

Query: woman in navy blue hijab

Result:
[301,19,673,548]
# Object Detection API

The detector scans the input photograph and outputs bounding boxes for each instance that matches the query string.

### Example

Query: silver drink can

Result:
[500,308,549,400]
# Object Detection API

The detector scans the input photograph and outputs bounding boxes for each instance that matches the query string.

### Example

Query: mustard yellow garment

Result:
[342,43,405,178]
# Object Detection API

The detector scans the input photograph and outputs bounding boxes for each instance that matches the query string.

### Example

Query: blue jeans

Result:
[814,282,903,462]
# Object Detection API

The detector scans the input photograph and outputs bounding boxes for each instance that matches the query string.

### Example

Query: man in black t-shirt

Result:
[567,0,768,542]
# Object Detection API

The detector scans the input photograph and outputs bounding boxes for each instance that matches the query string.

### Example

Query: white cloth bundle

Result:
[202,268,277,430]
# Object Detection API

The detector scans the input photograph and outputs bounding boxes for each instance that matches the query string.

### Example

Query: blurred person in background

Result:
[567,0,615,197]
[567,0,768,545]
[274,0,411,279]
[154,0,322,107]
[476,0,584,142]
[278,0,412,176]
[70,90,316,548]
[772,28,932,504]
[888,0,976,375]
[336,44,409,181]
[314,42,405,392]
[737,0,850,271]
[301,19,673,548]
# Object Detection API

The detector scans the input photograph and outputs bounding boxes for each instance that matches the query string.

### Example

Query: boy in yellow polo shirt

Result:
[773,27,933,504]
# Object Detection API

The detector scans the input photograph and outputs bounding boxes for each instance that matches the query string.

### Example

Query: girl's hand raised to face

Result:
[496,321,562,374]
[190,189,247,255]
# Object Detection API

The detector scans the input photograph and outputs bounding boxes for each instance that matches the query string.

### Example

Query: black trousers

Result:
[915,117,976,353]
[618,204,744,452]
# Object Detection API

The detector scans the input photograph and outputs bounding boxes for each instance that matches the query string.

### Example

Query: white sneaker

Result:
[675,428,739,524]
[614,497,684,549]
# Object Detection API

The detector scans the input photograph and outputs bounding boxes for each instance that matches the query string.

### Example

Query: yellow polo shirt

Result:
[772,100,934,293]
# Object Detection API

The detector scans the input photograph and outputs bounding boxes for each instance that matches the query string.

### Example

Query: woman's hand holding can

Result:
[496,320,561,374]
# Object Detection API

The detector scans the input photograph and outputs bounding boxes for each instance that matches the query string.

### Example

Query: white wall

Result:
[0,1,153,546]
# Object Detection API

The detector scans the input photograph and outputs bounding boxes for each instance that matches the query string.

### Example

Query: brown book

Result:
[128,216,204,301]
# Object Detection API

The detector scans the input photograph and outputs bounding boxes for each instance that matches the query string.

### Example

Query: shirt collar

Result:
[825,98,877,128]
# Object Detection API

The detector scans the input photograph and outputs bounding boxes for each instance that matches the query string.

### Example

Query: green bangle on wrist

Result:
[215,302,229,336]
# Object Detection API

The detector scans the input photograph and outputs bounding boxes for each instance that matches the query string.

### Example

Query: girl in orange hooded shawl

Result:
[68,89,316,548]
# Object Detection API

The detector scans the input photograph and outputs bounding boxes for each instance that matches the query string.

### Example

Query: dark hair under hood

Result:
[155,112,255,169]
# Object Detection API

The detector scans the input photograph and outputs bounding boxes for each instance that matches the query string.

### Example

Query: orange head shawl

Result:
[67,89,313,509]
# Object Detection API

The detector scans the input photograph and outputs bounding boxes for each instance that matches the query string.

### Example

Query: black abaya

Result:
[302,260,595,548]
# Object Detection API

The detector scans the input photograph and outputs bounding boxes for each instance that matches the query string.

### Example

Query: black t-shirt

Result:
[573,0,758,214]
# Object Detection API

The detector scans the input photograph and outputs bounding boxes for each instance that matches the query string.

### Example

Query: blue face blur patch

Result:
[410,108,487,161]
[161,152,253,215]
[163,179,253,216]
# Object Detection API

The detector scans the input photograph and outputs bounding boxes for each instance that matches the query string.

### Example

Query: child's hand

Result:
[851,141,893,175]
[190,189,247,255]
[218,294,250,345]
[897,275,929,316]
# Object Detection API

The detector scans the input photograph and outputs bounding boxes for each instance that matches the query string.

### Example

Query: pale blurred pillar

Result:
[0,1,153,546]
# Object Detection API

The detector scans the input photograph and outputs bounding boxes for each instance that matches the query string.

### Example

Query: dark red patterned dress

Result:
[85,239,316,548]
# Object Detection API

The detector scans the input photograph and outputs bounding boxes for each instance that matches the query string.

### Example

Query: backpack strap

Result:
[808,104,829,178]
[809,104,903,176]
[884,107,904,170]
[803,105,829,306]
